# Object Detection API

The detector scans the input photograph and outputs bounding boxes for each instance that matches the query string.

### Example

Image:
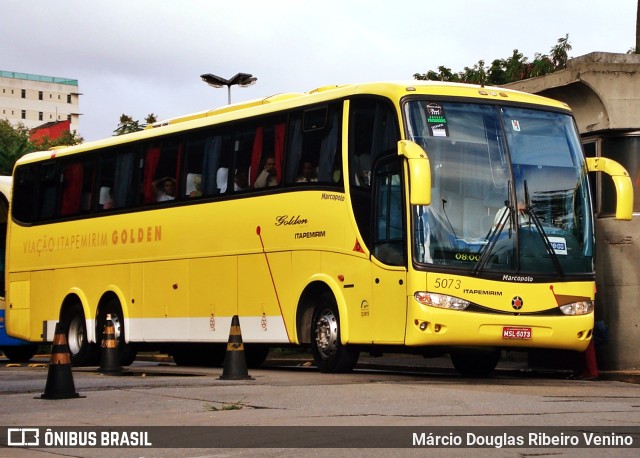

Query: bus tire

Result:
[311,294,359,373]
[61,303,98,366]
[1,344,39,363]
[450,349,500,377]
[97,299,137,367]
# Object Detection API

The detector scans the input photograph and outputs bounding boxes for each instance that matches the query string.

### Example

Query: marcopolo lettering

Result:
[502,274,534,282]
[321,192,345,201]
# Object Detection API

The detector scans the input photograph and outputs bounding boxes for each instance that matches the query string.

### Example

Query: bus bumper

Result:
[405,306,592,352]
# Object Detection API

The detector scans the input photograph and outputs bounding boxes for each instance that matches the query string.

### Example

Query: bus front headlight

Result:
[414,292,470,310]
[559,300,594,316]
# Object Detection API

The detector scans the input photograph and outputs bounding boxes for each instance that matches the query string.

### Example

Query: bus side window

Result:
[183,137,204,198]
[285,104,342,186]
[60,162,84,216]
[143,141,181,203]
[12,166,37,223]
[97,154,116,210]
[250,123,285,189]
[57,159,95,217]
[373,159,405,266]
[317,105,341,184]
[98,149,138,210]
[284,114,304,184]
[39,162,58,219]
[197,134,228,196]
[348,98,400,247]
[232,126,253,192]
[349,98,398,188]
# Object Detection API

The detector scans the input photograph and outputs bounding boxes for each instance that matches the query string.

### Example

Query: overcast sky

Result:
[2,0,637,141]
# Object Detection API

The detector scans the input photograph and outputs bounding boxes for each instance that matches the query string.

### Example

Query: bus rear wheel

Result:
[311,295,359,373]
[96,300,137,367]
[450,349,500,377]
[61,303,98,366]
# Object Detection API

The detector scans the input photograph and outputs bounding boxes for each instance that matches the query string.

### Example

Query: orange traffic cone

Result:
[99,314,122,375]
[218,315,254,380]
[40,322,84,399]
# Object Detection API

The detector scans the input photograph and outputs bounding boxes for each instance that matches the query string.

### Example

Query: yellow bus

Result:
[5,81,633,374]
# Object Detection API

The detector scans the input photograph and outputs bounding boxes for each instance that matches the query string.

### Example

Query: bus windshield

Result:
[406,100,594,275]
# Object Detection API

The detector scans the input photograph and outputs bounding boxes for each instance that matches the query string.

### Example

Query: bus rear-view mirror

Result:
[398,140,431,206]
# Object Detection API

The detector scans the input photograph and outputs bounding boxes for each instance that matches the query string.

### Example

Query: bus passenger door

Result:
[370,158,407,343]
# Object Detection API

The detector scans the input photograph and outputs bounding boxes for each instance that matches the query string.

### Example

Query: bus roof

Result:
[16,81,571,166]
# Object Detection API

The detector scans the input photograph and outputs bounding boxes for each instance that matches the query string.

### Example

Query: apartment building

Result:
[0,70,80,132]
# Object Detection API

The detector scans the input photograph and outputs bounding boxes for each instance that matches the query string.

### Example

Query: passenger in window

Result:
[296,161,318,183]
[254,156,278,188]
[186,173,202,197]
[234,168,249,191]
[99,186,114,209]
[154,177,176,201]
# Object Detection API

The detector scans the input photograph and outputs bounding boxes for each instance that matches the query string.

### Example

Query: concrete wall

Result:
[595,218,640,369]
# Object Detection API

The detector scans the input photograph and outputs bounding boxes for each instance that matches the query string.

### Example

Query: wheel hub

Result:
[314,309,338,359]
[67,317,84,355]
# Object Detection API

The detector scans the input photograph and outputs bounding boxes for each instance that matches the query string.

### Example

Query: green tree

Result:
[0,120,83,175]
[113,113,159,136]
[530,52,555,77]
[503,49,530,82]
[113,114,142,136]
[550,34,572,70]
[414,66,460,82]
[487,58,509,85]
[0,120,32,175]
[145,113,158,125]
[414,35,572,85]
[461,60,487,85]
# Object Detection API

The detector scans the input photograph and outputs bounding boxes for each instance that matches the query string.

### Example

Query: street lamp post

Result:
[200,73,257,104]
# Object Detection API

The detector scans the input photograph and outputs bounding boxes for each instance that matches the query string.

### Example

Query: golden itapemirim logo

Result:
[23,225,163,256]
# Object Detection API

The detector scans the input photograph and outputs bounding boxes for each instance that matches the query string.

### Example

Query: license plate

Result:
[502,326,532,339]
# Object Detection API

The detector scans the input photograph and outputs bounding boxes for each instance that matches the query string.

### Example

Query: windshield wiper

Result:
[473,186,514,276]
[522,180,565,278]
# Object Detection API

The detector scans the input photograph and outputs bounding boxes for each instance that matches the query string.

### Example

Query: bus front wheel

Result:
[311,295,359,373]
